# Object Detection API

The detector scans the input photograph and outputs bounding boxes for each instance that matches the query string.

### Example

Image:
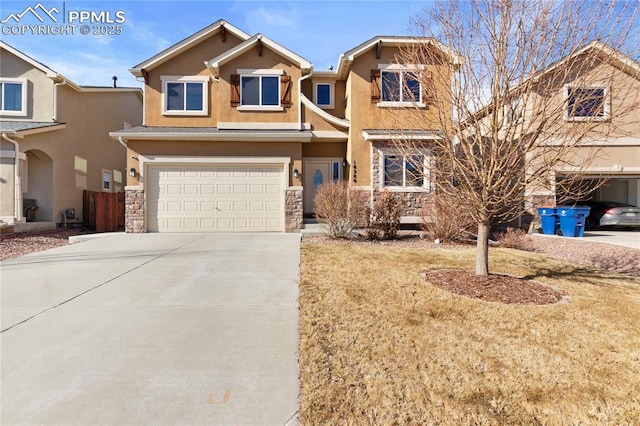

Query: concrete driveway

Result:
[583,228,640,249]
[1,233,300,425]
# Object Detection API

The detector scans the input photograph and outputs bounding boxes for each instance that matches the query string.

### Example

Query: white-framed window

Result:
[380,148,431,190]
[504,96,523,125]
[161,76,209,116]
[102,169,113,192]
[0,78,27,116]
[314,82,334,109]
[237,68,283,111]
[564,85,609,121]
[379,65,424,107]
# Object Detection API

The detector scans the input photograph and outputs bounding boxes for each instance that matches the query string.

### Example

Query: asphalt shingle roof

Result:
[0,121,64,133]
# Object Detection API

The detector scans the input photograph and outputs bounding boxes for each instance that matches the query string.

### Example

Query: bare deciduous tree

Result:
[384,0,639,275]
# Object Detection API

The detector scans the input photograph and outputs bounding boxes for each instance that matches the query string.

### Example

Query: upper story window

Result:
[231,69,291,111]
[372,65,426,108]
[504,96,522,125]
[242,75,279,106]
[0,78,27,116]
[565,86,609,121]
[314,82,334,109]
[161,76,209,116]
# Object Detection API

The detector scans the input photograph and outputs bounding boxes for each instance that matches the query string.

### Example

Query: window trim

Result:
[313,81,334,109]
[504,96,523,125]
[377,64,426,108]
[378,147,432,192]
[238,69,284,111]
[0,78,27,116]
[160,75,209,116]
[564,85,610,122]
[102,169,113,193]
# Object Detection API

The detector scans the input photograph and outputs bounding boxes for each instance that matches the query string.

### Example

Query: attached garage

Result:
[557,174,640,207]
[146,164,285,232]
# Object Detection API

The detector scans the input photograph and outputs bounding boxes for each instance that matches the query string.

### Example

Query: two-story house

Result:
[0,41,143,232]
[111,20,460,233]
[525,41,640,211]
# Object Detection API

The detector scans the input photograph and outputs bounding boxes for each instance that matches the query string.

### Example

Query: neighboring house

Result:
[111,19,461,233]
[524,41,640,209]
[472,41,640,216]
[0,41,143,232]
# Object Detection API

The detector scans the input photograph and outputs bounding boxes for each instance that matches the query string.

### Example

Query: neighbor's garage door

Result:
[147,164,284,232]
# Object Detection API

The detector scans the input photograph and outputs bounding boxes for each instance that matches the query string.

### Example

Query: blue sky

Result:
[0,0,430,87]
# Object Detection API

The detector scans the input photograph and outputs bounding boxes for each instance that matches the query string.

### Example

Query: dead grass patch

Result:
[299,245,640,425]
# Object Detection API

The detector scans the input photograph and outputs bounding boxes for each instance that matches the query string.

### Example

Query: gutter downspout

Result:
[117,136,128,149]
[2,133,22,222]
[53,78,68,122]
[298,71,312,131]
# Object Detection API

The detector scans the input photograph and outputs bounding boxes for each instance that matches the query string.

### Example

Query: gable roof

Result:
[206,33,313,77]
[1,41,141,94]
[129,19,251,77]
[471,40,640,121]
[533,40,640,82]
[336,36,463,79]
[0,40,59,78]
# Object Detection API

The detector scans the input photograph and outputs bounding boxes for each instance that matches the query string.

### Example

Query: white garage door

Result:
[147,164,284,232]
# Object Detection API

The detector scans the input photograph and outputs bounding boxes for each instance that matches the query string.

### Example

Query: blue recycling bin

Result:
[557,206,591,237]
[537,207,558,235]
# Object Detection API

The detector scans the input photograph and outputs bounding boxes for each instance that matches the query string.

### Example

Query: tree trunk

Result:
[475,222,490,276]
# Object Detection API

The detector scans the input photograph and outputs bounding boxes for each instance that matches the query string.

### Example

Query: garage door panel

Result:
[265,201,280,211]
[266,184,280,194]
[218,185,232,195]
[201,201,214,211]
[249,184,264,194]
[147,164,284,232]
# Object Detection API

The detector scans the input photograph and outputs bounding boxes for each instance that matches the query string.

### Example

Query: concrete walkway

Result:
[1,233,300,425]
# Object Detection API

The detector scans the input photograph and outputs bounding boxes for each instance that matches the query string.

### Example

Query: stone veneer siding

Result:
[285,188,303,232]
[370,142,434,217]
[125,188,145,233]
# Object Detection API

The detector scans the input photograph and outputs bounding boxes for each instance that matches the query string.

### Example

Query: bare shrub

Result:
[496,227,535,251]
[420,195,474,242]
[365,190,403,240]
[313,181,367,239]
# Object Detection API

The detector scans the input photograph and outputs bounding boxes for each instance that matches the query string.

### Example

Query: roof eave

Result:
[0,123,66,137]
[110,130,313,142]
[206,34,313,77]
[130,20,251,76]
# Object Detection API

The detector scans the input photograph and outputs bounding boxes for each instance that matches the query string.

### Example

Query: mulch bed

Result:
[424,269,567,305]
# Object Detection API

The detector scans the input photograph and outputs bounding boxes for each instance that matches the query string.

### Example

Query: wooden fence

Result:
[83,190,125,232]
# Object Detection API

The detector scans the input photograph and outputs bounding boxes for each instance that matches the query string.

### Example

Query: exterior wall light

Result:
[129,167,136,177]
[293,168,300,178]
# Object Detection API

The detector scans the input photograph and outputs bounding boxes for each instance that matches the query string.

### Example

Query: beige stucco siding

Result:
[528,57,640,139]
[0,47,54,122]
[15,87,142,221]
[0,141,18,219]
[302,142,346,158]
[346,46,452,186]
[144,32,244,127]
[218,47,301,124]
[126,140,302,187]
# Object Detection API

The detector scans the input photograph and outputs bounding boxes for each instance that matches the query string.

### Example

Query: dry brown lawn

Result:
[299,244,640,425]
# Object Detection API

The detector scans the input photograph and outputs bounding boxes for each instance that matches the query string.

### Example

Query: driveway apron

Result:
[1,233,300,425]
